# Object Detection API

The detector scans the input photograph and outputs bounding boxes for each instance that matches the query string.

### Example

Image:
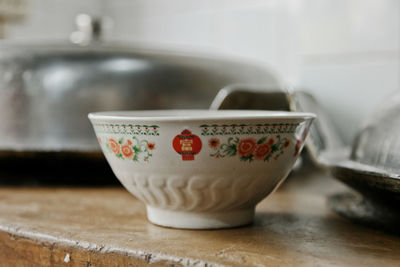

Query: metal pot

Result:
[0,43,279,183]
[0,43,279,154]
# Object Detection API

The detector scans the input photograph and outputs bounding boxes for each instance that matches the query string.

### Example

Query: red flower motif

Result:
[268,138,274,146]
[284,140,290,148]
[254,143,270,160]
[237,138,257,157]
[208,138,220,148]
[121,143,134,159]
[294,140,302,156]
[108,138,120,155]
[147,142,155,150]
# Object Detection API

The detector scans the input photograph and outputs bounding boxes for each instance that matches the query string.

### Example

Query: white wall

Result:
[299,0,399,142]
[3,0,400,144]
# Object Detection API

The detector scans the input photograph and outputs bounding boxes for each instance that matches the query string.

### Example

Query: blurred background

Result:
[1,0,399,145]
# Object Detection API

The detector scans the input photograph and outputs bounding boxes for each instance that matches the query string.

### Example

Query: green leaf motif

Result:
[240,155,254,162]
[257,137,267,144]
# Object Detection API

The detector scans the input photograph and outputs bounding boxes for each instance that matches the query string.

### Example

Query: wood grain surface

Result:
[0,169,399,266]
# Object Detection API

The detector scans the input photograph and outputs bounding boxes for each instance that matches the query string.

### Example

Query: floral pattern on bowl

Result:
[100,136,156,162]
[208,135,290,162]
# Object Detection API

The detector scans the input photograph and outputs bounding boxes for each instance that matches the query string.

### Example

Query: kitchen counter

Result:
[0,168,399,266]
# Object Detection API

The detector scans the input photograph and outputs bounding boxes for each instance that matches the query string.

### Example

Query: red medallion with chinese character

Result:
[173,129,202,160]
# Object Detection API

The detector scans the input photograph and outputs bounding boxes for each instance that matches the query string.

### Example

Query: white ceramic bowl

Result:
[89,110,315,229]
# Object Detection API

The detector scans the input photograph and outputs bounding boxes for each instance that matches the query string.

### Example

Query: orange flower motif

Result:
[254,143,270,160]
[121,143,134,159]
[147,142,155,150]
[237,138,257,157]
[108,138,120,155]
[208,138,220,148]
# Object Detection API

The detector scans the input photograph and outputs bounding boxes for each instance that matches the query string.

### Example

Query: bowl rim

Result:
[88,109,316,122]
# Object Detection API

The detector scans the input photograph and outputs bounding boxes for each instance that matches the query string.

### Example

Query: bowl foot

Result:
[146,206,255,229]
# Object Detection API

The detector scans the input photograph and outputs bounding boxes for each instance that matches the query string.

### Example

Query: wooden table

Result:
[0,168,399,266]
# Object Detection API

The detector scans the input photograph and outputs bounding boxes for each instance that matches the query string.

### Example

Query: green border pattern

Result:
[93,123,160,136]
[200,123,299,136]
